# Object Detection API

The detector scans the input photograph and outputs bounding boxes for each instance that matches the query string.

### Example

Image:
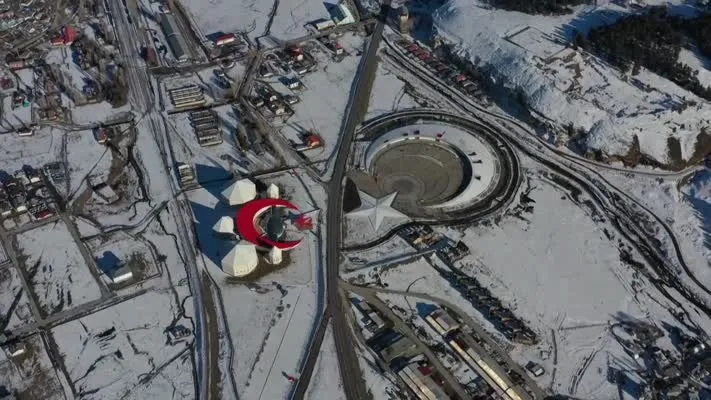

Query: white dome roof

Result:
[265,247,283,264]
[222,244,258,277]
[222,179,257,206]
[212,216,234,235]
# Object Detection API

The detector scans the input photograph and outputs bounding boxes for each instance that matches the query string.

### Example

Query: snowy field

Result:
[270,0,337,41]
[0,126,61,172]
[51,291,193,399]
[123,351,195,400]
[70,101,131,126]
[180,0,273,42]
[0,264,36,331]
[356,341,401,400]
[304,323,346,400]
[15,220,102,317]
[179,0,347,42]
[187,167,326,399]
[605,167,711,306]
[432,0,711,165]
[0,334,66,399]
[65,129,112,194]
[364,57,419,121]
[343,165,711,398]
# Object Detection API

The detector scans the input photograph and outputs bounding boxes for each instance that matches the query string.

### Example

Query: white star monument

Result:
[347,190,408,231]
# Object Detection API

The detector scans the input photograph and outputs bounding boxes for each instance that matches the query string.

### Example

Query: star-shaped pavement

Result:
[347,190,407,231]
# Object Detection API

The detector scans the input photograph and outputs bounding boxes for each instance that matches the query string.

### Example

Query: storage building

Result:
[160,13,188,61]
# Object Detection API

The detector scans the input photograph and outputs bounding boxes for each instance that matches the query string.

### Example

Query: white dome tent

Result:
[221,179,257,206]
[265,247,283,265]
[212,216,235,238]
[221,243,259,277]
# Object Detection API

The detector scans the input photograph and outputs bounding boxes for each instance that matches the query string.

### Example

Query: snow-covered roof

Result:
[265,246,283,264]
[109,265,133,284]
[222,243,258,277]
[222,179,257,206]
[266,183,280,199]
[213,216,234,235]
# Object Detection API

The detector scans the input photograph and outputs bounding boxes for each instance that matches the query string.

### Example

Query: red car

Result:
[407,44,420,52]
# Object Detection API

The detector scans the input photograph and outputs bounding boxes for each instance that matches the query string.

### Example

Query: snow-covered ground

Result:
[123,351,195,400]
[51,291,192,399]
[364,56,419,121]
[0,334,66,399]
[356,340,401,400]
[0,67,35,132]
[0,264,36,330]
[270,0,337,41]
[15,220,103,317]
[187,167,326,399]
[70,101,131,125]
[44,47,131,125]
[304,322,346,400]
[65,129,112,194]
[0,126,61,172]
[180,0,273,42]
[180,0,349,42]
[432,0,711,165]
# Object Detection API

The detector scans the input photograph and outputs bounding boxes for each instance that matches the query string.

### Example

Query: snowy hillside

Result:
[432,0,711,167]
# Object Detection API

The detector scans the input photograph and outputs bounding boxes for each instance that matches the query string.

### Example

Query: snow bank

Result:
[433,0,711,165]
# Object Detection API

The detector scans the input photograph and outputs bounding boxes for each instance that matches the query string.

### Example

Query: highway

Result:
[318,3,390,400]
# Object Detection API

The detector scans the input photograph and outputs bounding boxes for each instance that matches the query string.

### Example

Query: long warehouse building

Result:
[159,13,188,62]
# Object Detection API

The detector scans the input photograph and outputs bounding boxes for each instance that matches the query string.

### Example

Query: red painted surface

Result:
[235,198,303,250]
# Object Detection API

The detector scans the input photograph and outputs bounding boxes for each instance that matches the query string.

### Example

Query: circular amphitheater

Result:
[349,110,519,220]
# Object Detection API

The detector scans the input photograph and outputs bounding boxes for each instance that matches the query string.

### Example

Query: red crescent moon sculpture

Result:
[236,198,303,250]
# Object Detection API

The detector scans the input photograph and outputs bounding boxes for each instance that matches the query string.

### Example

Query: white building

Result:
[213,216,235,238]
[333,1,355,25]
[425,310,460,336]
[109,265,133,284]
[265,246,282,264]
[266,183,280,199]
[222,179,257,206]
[222,243,258,277]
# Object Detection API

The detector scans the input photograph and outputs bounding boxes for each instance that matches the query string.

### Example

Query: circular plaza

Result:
[348,110,519,221]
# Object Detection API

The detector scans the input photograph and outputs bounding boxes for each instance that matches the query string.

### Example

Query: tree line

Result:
[574,7,711,101]
[484,0,585,15]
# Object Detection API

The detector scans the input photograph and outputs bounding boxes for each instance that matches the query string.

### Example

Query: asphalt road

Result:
[320,4,390,400]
